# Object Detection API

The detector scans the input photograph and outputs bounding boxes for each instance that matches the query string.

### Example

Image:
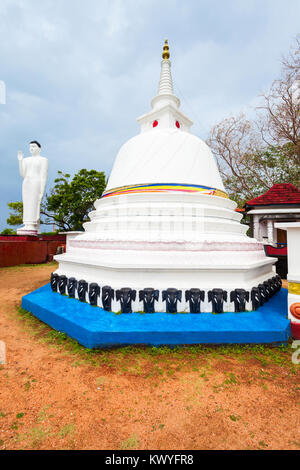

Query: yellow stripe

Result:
[288,282,300,295]
[102,184,229,199]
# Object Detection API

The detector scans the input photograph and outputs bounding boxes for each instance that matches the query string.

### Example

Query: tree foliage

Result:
[207,35,300,206]
[41,168,106,231]
[6,201,23,226]
[1,228,16,235]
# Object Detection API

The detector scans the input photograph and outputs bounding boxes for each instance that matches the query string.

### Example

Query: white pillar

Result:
[253,214,260,240]
[275,222,300,339]
[267,219,274,245]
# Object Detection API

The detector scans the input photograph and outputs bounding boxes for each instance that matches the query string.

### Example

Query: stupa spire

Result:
[158,39,174,96]
[138,39,193,131]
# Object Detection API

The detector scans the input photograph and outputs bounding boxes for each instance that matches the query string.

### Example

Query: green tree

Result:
[6,201,23,226]
[41,169,106,231]
[1,228,16,235]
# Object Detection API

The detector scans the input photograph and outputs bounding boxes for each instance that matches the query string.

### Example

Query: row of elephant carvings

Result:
[50,273,282,314]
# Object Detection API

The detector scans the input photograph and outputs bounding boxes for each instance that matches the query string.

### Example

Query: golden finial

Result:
[162,39,170,60]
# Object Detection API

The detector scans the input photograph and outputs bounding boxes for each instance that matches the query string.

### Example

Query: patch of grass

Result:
[120,434,139,450]
[96,377,106,386]
[24,381,31,391]
[253,355,269,367]
[46,330,68,343]
[58,423,75,439]
[0,412,6,418]
[36,405,51,423]
[5,261,58,271]
[16,413,25,419]
[213,372,240,393]
[71,360,83,367]
[224,372,239,385]
[229,414,241,422]
[258,440,268,448]
[17,426,51,448]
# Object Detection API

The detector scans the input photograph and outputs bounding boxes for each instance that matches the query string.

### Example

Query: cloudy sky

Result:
[0,0,299,231]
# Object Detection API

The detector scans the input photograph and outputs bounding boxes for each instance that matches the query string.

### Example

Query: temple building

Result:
[245,183,300,278]
[53,40,279,314]
[245,183,300,246]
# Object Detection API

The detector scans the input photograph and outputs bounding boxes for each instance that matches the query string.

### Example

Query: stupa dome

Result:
[106,128,226,193]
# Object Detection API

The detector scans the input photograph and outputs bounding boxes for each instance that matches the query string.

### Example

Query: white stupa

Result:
[54,40,276,313]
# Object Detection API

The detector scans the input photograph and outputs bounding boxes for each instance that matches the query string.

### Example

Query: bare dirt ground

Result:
[0,263,299,450]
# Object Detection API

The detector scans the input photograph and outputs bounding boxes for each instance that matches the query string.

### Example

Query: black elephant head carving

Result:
[139,288,159,313]
[208,288,227,313]
[275,275,282,291]
[58,275,68,295]
[258,284,267,305]
[162,288,182,313]
[185,289,205,313]
[102,286,114,311]
[251,287,261,311]
[67,277,77,298]
[50,273,59,292]
[78,279,88,302]
[267,278,276,296]
[89,283,100,306]
[272,275,282,293]
[230,289,249,312]
[263,281,272,300]
[116,288,137,313]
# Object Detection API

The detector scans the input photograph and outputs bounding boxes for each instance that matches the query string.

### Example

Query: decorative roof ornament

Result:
[162,39,170,60]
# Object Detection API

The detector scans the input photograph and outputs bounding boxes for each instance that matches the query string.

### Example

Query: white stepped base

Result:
[54,191,276,313]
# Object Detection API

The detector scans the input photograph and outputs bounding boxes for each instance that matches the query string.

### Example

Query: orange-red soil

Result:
[0,264,299,450]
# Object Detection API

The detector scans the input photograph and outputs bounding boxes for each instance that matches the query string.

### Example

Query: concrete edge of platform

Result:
[21,284,291,348]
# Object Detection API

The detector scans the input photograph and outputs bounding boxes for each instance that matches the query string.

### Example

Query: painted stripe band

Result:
[288,282,300,295]
[101,183,228,199]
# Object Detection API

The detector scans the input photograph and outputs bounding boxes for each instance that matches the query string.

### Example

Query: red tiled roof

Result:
[246,183,300,206]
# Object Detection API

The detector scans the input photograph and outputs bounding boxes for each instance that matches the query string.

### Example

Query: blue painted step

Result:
[22,284,291,348]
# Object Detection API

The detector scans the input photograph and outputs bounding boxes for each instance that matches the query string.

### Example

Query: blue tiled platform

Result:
[22,284,291,348]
